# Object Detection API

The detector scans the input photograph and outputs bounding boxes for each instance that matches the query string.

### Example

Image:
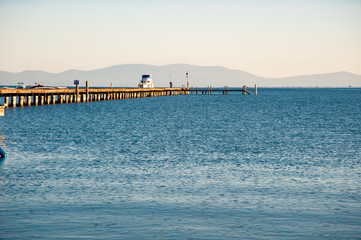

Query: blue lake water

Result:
[1,88,360,239]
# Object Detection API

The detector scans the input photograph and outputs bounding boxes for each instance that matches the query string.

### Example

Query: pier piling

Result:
[86,81,89,102]
[76,85,80,103]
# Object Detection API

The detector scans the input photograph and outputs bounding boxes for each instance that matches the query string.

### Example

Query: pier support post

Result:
[255,84,257,96]
[76,85,79,103]
[243,85,246,95]
[35,96,39,105]
[86,81,89,102]
[28,96,32,106]
[12,96,17,107]
[5,97,9,107]
[19,96,24,106]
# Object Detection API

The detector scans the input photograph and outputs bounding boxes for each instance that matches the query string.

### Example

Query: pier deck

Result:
[0,87,188,108]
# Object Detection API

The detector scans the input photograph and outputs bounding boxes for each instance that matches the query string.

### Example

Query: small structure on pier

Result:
[139,75,154,88]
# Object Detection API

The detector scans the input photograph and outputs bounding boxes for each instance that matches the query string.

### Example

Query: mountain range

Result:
[1,64,360,88]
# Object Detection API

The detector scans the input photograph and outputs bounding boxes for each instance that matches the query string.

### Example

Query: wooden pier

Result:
[189,85,256,95]
[0,84,257,115]
[0,87,188,108]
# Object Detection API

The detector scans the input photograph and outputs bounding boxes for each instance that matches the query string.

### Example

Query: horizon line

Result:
[0,63,359,79]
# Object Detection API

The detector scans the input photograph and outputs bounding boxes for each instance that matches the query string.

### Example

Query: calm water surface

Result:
[0,88,360,239]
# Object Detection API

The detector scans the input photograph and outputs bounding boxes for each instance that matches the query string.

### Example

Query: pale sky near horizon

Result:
[0,0,360,77]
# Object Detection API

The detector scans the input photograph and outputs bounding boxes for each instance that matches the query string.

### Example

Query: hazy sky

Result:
[0,0,360,77]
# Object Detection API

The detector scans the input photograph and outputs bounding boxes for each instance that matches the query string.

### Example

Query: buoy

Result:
[0,147,6,159]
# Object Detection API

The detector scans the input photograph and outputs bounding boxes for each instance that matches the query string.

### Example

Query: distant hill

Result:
[1,64,360,87]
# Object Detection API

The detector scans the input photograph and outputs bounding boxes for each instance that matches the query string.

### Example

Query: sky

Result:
[0,0,360,77]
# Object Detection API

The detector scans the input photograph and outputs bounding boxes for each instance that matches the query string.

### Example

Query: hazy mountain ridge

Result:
[1,64,360,87]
